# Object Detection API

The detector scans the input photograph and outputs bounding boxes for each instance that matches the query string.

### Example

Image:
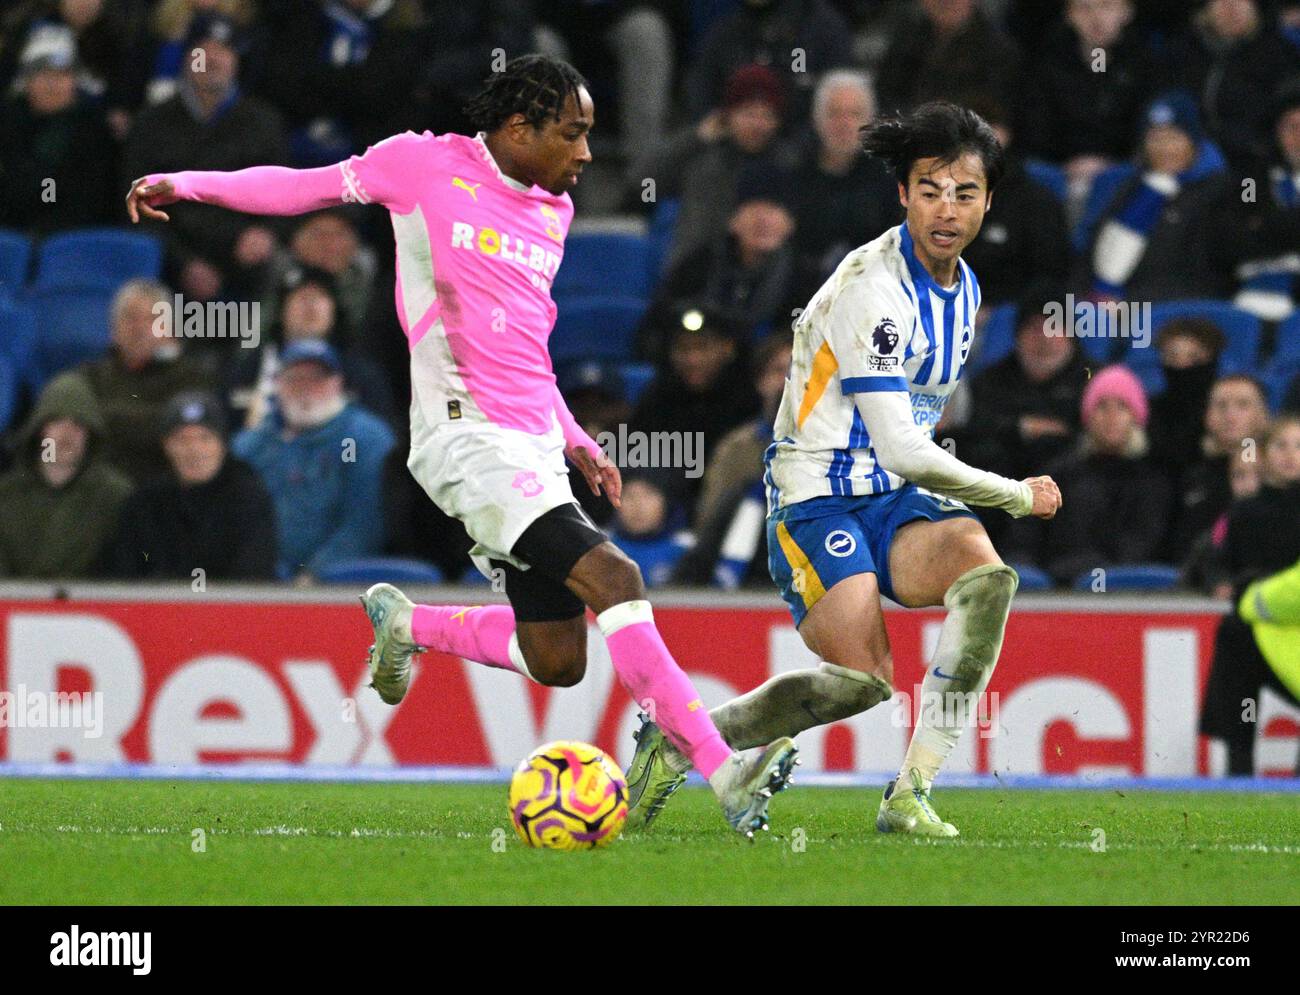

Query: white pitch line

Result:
[7,824,1299,855]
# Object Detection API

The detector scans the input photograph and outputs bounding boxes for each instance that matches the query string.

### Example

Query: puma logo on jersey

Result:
[452,177,481,200]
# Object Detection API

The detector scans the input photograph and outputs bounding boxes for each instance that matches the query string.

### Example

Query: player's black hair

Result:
[462,54,588,133]
[860,101,1005,193]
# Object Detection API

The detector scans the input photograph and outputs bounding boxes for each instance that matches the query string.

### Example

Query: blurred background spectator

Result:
[1147,318,1226,490]
[784,69,898,306]
[1164,0,1300,171]
[1210,78,1300,321]
[607,468,693,587]
[672,331,792,589]
[875,0,1020,114]
[535,1,675,174]
[0,25,115,233]
[231,340,393,581]
[635,63,794,270]
[0,372,132,579]
[961,290,1088,547]
[684,0,853,125]
[104,388,278,579]
[70,279,214,484]
[256,0,425,164]
[0,0,145,138]
[958,100,1071,308]
[628,304,759,517]
[1168,373,1272,561]
[1077,91,1231,302]
[122,13,289,304]
[143,1,260,111]
[1019,0,1155,207]
[1213,413,1300,597]
[639,165,798,357]
[223,263,393,430]
[1004,364,1168,585]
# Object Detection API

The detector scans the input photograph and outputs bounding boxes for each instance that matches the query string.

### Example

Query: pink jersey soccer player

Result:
[126,55,795,836]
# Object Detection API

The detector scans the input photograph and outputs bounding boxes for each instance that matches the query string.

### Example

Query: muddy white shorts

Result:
[407,419,578,571]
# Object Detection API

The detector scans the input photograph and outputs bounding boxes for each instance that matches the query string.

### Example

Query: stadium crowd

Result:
[0,0,1298,601]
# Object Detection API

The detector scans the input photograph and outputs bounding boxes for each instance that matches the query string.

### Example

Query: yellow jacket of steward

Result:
[1239,558,1300,698]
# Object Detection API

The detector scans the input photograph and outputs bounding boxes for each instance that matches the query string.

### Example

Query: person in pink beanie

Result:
[1005,364,1170,585]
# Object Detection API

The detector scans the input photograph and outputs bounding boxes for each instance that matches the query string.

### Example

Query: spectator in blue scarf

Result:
[1077,90,1231,303]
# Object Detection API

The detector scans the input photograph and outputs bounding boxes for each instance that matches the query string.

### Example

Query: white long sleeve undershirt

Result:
[854,391,1034,517]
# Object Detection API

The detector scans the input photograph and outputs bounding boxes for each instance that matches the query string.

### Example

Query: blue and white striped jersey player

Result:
[625,102,1062,836]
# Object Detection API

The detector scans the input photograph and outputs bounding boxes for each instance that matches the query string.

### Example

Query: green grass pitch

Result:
[1,778,1297,904]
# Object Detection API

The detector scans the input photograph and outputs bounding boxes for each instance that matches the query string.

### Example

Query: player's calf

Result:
[709,663,893,751]
[894,562,1018,798]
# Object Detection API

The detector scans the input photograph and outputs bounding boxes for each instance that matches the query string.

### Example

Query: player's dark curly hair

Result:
[462,54,588,133]
[860,101,1005,192]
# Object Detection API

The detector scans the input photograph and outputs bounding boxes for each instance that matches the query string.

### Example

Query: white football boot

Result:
[710,738,800,839]
[360,583,423,705]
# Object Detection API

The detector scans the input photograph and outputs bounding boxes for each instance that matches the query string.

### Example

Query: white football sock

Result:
[897,564,1018,791]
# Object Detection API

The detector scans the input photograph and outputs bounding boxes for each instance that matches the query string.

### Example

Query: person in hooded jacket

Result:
[0,372,133,578]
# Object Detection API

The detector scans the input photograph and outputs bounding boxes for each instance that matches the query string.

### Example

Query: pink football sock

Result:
[411,604,525,676]
[596,601,733,779]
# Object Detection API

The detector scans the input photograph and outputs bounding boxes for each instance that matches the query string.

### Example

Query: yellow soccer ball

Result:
[508,740,629,850]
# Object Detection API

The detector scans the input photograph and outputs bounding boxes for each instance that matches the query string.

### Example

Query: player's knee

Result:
[818,662,893,719]
[946,563,1019,616]
[874,650,895,688]
[575,543,644,612]
[538,657,586,688]
[527,648,587,688]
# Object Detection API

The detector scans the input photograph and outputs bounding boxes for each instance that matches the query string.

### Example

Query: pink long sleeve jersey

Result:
[155,131,590,445]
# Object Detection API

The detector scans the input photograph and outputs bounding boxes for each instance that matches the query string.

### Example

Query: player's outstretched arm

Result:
[855,390,1060,519]
[127,131,431,223]
[126,164,348,223]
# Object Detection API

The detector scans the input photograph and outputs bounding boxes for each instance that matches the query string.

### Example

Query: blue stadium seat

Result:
[647,198,681,277]
[0,228,32,292]
[0,353,17,435]
[28,287,114,382]
[1073,163,1134,253]
[1273,311,1300,364]
[460,565,494,586]
[619,361,656,404]
[0,299,39,387]
[1262,355,1300,412]
[34,228,163,291]
[1121,301,1261,395]
[1008,563,1053,591]
[552,233,655,300]
[549,296,647,364]
[1072,564,1181,592]
[968,303,1016,375]
[315,557,444,585]
[1023,159,1068,202]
